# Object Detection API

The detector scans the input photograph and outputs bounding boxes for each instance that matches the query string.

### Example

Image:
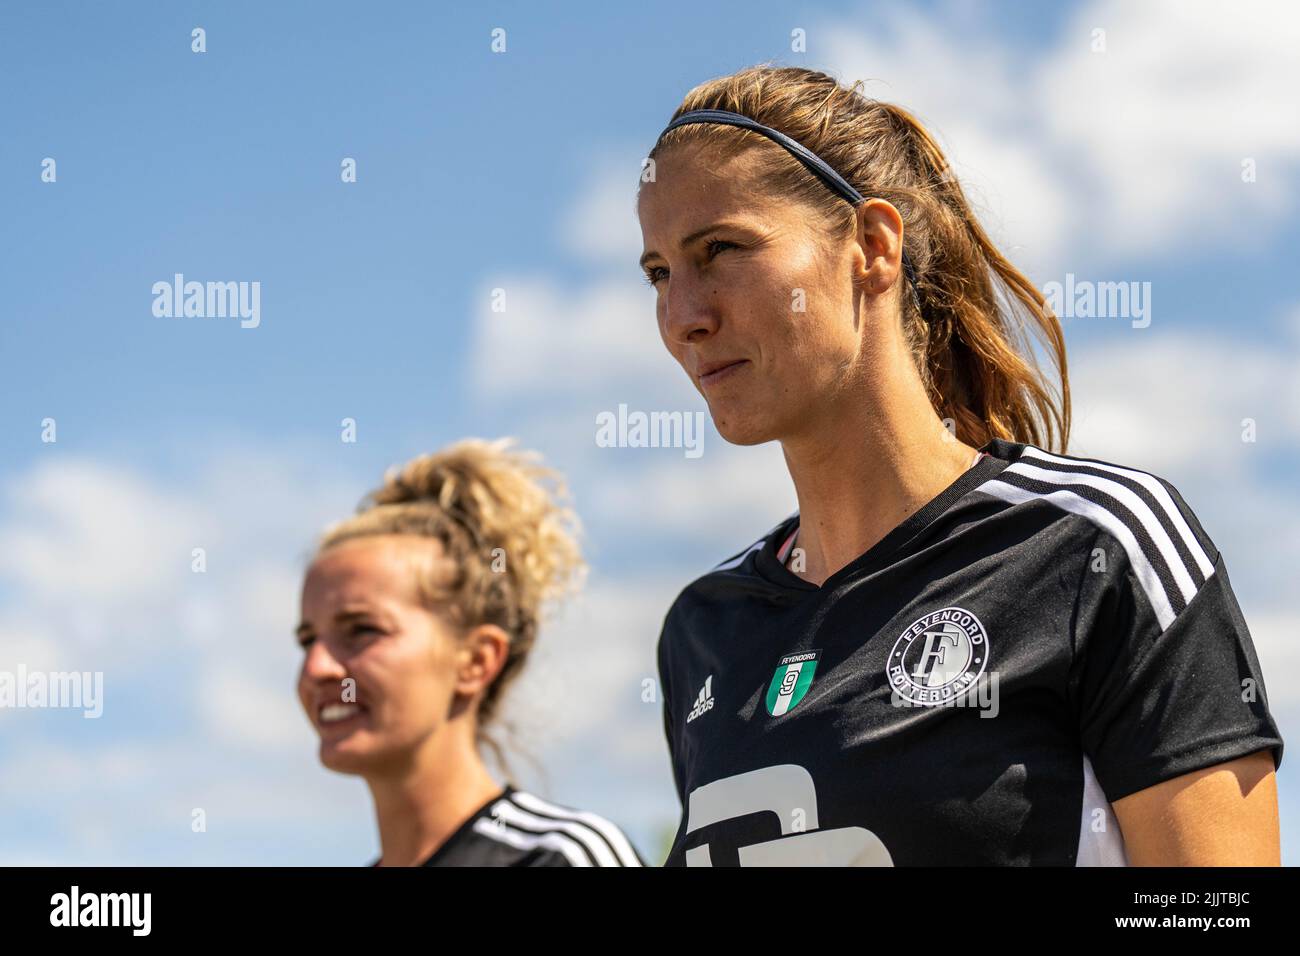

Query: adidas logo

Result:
[686,675,714,724]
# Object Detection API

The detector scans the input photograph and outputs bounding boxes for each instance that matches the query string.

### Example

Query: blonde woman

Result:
[638,65,1283,866]
[296,438,644,866]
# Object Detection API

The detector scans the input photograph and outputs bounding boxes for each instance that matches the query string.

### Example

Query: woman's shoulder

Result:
[976,439,1219,564]
[474,786,646,867]
[370,786,646,867]
[978,440,1223,636]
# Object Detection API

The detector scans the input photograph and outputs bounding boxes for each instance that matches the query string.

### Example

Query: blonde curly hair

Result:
[314,437,586,770]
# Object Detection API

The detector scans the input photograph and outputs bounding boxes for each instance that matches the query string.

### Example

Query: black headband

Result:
[655,108,922,314]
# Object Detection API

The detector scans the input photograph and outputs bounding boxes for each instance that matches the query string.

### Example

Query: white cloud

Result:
[0,737,371,864]
[471,276,677,398]
[812,0,1300,275]
[2,456,358,754]
[1067,330,1300,475]
[503,575,679,755]
[1248,611,1300,695]
[1037,0,1300,257]
[0,458,214,606]
[0,446,354,731]
[558,148,647,268]
[0,613,69,672]
[201,665,308,753]
[585,439,795,541]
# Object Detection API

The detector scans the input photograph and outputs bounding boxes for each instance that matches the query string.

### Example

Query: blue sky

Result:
[2,0,1298,865]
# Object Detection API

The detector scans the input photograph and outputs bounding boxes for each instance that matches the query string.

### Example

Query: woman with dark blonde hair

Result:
[639,65,1283,866]
[295,438,643,866]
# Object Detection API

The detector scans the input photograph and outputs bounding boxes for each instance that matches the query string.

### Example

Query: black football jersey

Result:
[655,438,1284,865]
[368,784,645,866]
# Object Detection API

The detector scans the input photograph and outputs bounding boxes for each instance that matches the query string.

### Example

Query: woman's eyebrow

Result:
[338,609,394,630]
[639,221,749,269]
[294,607,387,637]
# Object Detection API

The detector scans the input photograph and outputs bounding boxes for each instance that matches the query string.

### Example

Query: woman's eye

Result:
[298,636,316,650]
[643,241,734,287]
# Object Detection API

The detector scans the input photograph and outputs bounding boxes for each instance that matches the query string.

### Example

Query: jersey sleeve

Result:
[1068,482,1284,803]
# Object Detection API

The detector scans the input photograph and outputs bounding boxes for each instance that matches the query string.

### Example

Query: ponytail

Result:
[877,101,1070,452]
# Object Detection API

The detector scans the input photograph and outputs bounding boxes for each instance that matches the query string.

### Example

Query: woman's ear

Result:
[854,198,907,292]
[454,624,512,697]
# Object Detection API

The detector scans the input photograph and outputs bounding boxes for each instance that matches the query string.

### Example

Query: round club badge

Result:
[887,606,989,706]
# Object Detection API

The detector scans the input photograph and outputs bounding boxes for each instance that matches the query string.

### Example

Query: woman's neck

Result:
[779,363,978,588]
[366,731,502,867]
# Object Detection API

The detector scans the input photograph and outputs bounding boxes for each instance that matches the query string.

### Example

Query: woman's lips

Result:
[317,701,369,736]
[699,359,748,389]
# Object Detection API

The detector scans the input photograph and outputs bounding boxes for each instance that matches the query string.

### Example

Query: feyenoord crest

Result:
[765,650,820,716]
[888,607,989,706]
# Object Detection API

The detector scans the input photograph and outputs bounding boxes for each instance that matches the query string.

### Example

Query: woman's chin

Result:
[713,414,773,447]
[318,735,378,773]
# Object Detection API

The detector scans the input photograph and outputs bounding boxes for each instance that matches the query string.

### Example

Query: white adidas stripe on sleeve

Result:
[1019,446,1213,577]
[980,479,1180,629]
[979,445,1220,631]
[489,800,620,866]
[1004,461,1201,605]
[471,816,593,866]
[508,790,643,866]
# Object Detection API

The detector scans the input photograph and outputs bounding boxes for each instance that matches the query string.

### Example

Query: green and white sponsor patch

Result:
[765,649,820,716]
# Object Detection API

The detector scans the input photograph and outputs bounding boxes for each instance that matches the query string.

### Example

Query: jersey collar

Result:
[754,438,1022,593]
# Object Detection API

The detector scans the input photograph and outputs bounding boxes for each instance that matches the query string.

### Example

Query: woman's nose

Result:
[661,270,721,344]
[301,640,346,680]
